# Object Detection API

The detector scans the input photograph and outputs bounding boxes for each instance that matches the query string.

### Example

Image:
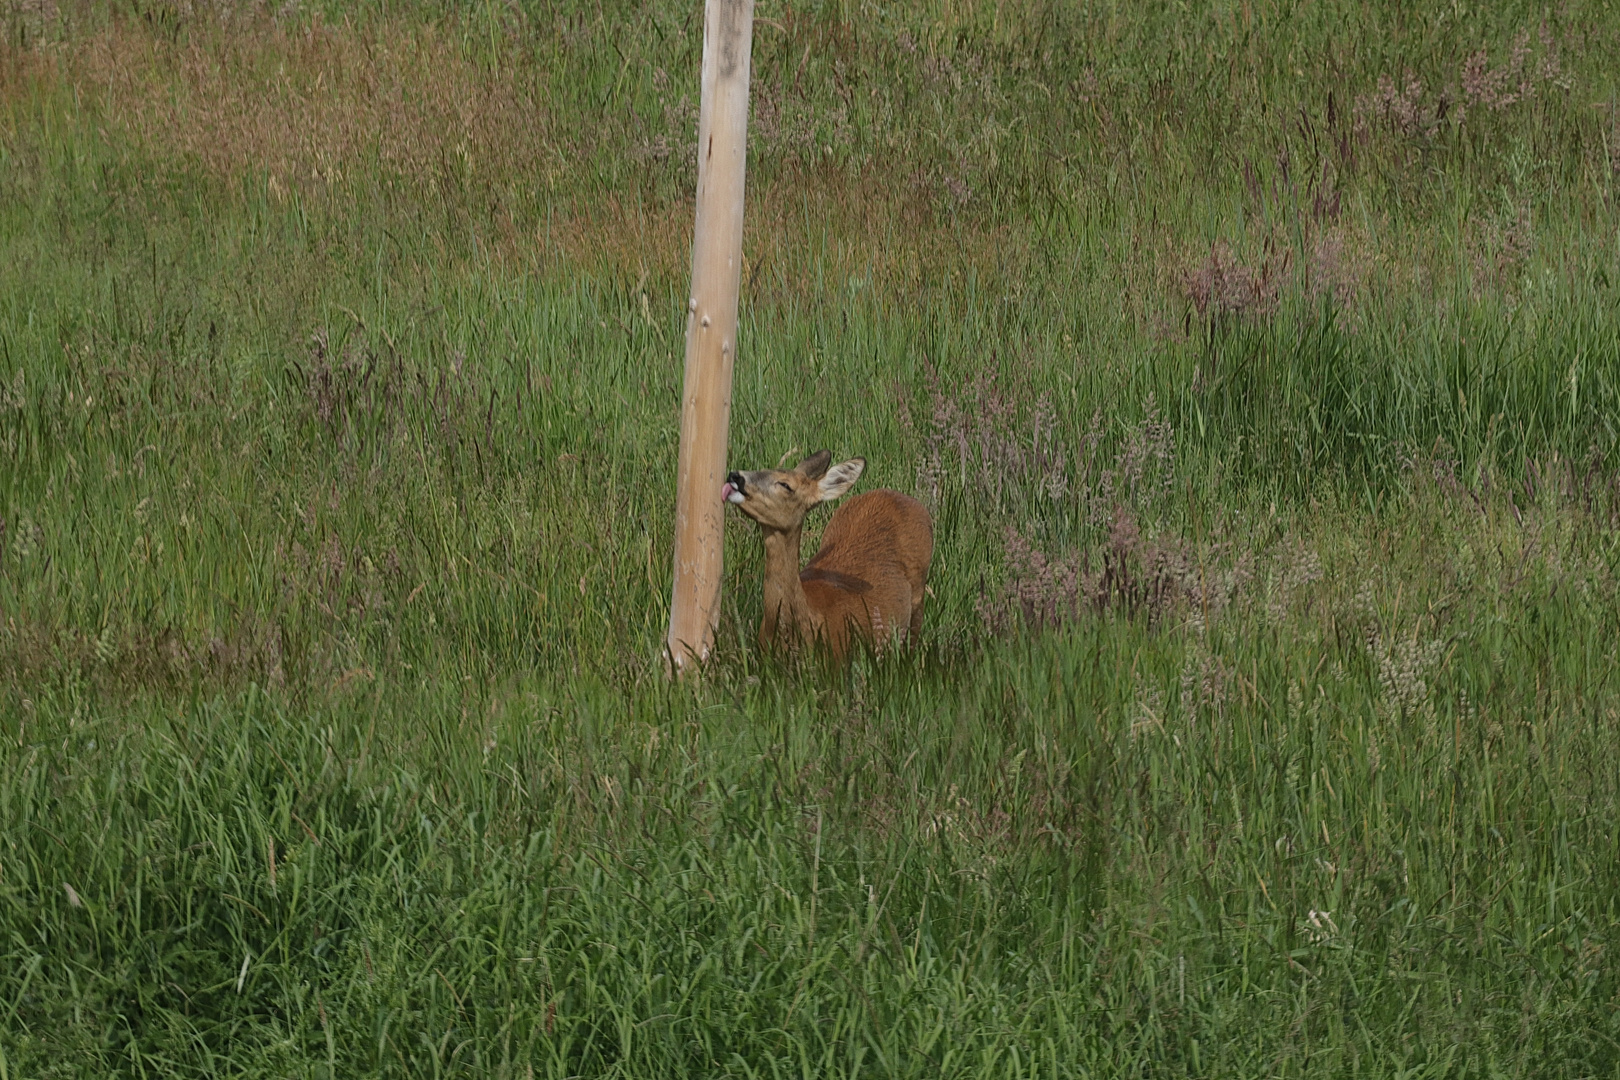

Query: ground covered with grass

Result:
[4,0,1620,1075]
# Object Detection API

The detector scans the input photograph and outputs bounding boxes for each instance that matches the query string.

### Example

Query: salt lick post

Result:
[667,0,755,676]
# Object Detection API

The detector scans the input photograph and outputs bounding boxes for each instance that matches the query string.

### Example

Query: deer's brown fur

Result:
[723,451,933,660]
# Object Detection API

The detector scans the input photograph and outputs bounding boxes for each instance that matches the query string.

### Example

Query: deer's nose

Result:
[725,472,746,494]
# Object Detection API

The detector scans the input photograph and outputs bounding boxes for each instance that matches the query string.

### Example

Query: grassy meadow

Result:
[4,0,1620,1074]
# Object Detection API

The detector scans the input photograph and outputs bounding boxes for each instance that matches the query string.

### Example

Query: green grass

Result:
[4,0,1620,1075]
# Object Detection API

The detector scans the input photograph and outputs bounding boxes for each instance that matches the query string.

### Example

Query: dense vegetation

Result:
[4,0,1620,1074]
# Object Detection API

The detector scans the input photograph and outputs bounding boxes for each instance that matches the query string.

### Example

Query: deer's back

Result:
[807,490,931,583]
[800,490,932,652]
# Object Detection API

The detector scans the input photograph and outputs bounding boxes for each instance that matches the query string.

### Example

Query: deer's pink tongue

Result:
[721,481,736,502]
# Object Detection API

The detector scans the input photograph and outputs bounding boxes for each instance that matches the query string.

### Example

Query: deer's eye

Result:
[777,481,793,492]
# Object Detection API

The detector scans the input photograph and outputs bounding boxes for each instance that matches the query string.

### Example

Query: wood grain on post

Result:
[667,0,755,676]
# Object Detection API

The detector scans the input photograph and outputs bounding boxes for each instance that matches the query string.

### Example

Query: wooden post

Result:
[667,0,755,675]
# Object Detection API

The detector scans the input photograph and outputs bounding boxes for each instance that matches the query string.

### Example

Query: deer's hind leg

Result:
[907,585,926,643]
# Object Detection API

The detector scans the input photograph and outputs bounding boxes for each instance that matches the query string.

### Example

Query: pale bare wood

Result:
[667,0,756,675]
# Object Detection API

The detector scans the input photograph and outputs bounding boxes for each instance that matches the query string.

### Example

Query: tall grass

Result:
[3,0,1620,1075]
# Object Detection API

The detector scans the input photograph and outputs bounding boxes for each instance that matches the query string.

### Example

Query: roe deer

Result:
[722,450,933,660]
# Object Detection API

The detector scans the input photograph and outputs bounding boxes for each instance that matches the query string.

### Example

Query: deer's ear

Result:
[796,450,832,480]
[817,458,864,502]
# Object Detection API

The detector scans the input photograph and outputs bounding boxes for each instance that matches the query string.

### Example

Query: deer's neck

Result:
[760,525,820,647]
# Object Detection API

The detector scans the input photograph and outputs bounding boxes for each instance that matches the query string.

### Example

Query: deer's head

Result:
[722,450,864,531]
